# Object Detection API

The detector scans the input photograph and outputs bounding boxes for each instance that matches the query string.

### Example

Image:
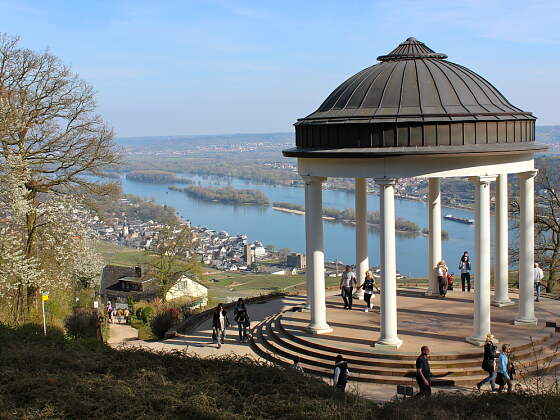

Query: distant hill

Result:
[535,125,560,145]
[115,132,293,149]
[117,126,559,150]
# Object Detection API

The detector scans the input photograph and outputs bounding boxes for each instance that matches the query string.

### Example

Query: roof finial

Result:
[377,38,448,62]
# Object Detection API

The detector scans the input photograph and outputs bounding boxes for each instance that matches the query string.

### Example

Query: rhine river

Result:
[121,174,515,278]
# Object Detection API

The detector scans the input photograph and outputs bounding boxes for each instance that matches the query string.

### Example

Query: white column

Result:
[426,178,441,296]
[515,170,538,326]
[492,174,513,307]
[304,176,332,334]
[374,178,402,349]
[467,175,496,346]
[303,178,313,310]
[354,177,369,299]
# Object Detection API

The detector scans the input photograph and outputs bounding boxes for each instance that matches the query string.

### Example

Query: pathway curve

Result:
[107,291,555,402]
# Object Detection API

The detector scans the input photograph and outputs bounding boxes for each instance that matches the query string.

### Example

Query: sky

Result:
[0,0,559,137]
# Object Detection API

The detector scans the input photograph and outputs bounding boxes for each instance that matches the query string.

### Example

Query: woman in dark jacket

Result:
[233,298,250,342]
[477,334,498,391]
[212,304,230,348]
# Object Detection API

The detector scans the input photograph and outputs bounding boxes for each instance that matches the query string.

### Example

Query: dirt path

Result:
[108,322,138,345]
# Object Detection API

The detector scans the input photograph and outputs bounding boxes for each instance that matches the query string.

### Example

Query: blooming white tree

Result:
[0,33,119,321]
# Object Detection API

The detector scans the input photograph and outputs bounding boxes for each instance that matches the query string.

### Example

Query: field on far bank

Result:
[96,241,145,267]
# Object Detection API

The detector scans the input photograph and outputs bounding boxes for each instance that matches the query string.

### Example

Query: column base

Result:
[514,317,538,326]
[374,337,403,350]
[491,299,514,307]
[425,289,438,297]
[306,324,333,335]
[466,335,499,347]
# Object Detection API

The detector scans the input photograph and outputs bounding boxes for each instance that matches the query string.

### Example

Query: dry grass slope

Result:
[1,324,559,419]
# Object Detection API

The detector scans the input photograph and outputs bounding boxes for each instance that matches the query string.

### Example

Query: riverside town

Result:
[1,2,560,419]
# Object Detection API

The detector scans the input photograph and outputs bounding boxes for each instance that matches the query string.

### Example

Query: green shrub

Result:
[127,296,134,311]
[135,308,143,319]
[137,324,155,340]
[64,310,98,339]
[149,309,179,339]
[130,318,144,330]
[141,306,155,323]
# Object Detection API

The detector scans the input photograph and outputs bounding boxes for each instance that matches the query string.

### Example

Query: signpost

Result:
[41,292,49,336]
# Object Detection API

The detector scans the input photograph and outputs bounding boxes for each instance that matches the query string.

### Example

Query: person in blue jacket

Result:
[497,344,513,393]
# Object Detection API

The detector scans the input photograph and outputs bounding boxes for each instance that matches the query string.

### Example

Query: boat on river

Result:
[444,214,474,224]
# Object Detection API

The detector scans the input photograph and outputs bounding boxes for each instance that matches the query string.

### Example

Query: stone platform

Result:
[250,288,560,386]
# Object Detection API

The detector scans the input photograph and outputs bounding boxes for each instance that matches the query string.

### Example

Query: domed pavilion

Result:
[283,37,547,349]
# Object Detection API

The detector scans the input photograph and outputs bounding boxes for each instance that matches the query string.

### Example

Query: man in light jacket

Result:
[534,263,544,302]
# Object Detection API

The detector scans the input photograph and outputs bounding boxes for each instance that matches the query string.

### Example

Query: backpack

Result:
[336,363,349,386]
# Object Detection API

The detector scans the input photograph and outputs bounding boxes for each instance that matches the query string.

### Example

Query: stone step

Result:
[265,319,560,379]
[249,314,560,386]
[278,315,558,366]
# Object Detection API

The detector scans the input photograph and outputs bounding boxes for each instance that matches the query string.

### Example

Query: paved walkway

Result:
[108,289,559,402]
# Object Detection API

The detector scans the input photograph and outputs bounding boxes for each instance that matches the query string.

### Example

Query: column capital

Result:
[374,177,398,186]
[518,169,538,180]
[469,175,497,185]
[301,175,326,185]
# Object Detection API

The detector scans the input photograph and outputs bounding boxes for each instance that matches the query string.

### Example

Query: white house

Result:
[165,274,208,307]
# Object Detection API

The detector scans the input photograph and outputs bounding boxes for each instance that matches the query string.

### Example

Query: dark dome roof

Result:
[306,38,530,123]
[285,38,542,157]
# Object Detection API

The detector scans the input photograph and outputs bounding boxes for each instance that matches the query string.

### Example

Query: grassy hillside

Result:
[96,241,145,267]
[1,324,559,419]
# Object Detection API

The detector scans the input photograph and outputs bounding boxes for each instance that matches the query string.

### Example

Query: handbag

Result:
[495,372,506,386]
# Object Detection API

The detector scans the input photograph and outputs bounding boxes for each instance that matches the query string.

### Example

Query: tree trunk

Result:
[24,197,39,319]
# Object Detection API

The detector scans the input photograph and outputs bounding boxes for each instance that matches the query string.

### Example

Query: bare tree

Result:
[144,224,202,302]
[0,33,120,318]
[534,170,560,292]
[510,169,560,292]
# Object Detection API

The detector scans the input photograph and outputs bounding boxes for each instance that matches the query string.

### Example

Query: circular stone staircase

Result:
[250,310,560,387]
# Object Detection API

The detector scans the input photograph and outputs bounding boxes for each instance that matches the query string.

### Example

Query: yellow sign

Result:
[42,294,49,301]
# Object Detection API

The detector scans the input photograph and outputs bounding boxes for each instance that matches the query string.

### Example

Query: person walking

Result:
[496,344,513,393]
[415,346,432,397]
[124,308,130,324]
[333,355,350,391]
[436,260,448,297]
[234,298,250,342]
[212,304,230,349]
[289,356,304,373]
[534,262,544,302]
[339,265,357,310]
[360,270,379,312]
[477,334,498,392]
[106,302,113,324]
[458,252,472,292]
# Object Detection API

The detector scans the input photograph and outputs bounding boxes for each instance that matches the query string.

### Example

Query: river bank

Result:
[119,173,502,277]
[273,206,425,235]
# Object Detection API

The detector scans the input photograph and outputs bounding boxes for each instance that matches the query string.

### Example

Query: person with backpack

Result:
[458,252,472,292]
[233,298,250,342]
[415,345,432,397]
[212,304,230,349]
[477,334,498,392]
[496,344,513,393]
[333,354,350,391]
[359,270,379,312]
